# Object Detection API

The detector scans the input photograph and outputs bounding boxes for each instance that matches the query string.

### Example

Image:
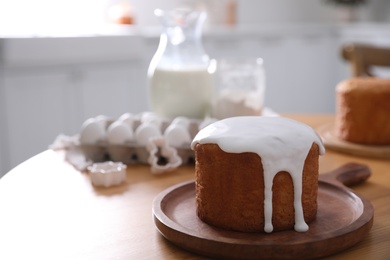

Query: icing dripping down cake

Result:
[191,116,325,233]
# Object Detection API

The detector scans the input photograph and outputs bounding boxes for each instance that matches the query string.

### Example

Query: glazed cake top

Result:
[191,116,325,158]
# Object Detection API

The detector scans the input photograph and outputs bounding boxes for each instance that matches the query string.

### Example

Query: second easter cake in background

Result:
[335,78,390,145]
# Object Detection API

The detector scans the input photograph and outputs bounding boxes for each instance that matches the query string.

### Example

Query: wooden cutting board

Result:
[153,163,374,260]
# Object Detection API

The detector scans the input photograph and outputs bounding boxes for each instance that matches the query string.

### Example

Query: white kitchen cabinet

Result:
[0,61,148,176]
[2,69,73,174]
[0,35,146,176]
[257,33,339,113]
[77,62,149,123]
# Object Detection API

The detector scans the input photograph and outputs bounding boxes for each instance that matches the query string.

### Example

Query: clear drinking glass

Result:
[211,58,266,119]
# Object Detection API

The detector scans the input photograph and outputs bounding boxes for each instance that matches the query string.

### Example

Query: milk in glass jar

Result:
[147,8,214,119]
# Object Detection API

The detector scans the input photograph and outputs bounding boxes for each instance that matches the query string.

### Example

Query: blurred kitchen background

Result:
[1,0,390,176]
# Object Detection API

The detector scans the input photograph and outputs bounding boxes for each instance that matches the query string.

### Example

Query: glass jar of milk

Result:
[147,8,215,119]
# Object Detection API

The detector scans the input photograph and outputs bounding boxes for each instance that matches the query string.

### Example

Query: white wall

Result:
[0,0,107,35]
[0,0,389,35]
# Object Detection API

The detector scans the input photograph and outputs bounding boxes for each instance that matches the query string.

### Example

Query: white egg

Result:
[80,117,96,131]
[164,124,191,147]
[140,112,163,127]
[140,112,158,122]
[171,117,190,128]
[79,118,107,144]
[94,115,111,129]
[135,123,162,146]
[107,121,134,145]
[118,113,133,121]
[118,113,136,129]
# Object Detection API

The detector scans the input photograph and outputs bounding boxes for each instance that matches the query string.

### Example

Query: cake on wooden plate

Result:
[191,116,325,233]
[335,78,390,145]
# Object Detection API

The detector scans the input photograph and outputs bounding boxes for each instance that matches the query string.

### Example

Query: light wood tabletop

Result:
[0,114,389,260]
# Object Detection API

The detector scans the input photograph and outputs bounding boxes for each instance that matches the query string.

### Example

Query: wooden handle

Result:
[341,43,390,77]
[320,163,371,187]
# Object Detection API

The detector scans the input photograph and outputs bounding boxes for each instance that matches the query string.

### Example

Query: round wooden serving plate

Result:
[153,163,374,260]
[317,123,390,159]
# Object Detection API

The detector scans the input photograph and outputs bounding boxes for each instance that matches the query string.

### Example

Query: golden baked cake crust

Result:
[335,78,390,145]
[194,143,319,233]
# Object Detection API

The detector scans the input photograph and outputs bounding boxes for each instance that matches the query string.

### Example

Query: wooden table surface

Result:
[0,114,389,260]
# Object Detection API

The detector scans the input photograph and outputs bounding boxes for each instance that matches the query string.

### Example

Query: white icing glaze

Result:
[191,116,325,233]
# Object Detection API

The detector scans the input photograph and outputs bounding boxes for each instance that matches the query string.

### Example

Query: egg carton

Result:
[78,112,217,173]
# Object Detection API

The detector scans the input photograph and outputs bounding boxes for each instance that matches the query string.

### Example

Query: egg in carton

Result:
[131,112,171,164]
[161,117,217,163]
[79,115,113,162]
[105,113,139,164]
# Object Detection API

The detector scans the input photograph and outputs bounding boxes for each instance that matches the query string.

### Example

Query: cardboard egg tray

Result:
[79,114,216,167]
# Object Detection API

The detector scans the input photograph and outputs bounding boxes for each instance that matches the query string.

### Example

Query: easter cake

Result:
[335,78,390,145]
[191,116,325,233]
